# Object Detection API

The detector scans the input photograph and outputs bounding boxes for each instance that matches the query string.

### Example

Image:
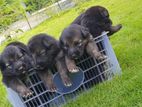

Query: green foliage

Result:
[0,0,61,33]
[0,0,24,33]
[0,0,6,7]
[23,0,52,13]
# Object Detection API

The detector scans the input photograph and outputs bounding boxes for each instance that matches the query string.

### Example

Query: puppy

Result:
[72,5,122,37]
[60,24,107,73]
[28,33,72,91]
[0,41,34,97]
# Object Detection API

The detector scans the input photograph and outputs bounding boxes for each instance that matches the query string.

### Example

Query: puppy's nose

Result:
[36,65,43,69]
[72,54,76,57]
[71,54,78,59]
[36,65,40,68]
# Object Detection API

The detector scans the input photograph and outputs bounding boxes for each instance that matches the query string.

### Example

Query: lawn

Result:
[0,0,142,107]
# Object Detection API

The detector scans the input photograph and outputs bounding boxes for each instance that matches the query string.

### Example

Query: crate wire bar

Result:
[6,32,121,107]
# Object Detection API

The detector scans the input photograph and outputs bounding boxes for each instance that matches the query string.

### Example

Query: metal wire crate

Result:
[6,32,121,107]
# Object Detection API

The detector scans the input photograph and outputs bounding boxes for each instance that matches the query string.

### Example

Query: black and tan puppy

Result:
[28,34,72,91]
[72,5,122,37]
[0,42,34,97]
[60,24,107,72]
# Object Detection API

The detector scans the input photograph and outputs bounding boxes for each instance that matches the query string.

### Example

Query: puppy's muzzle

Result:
[36,65,42,69]
[71,54,78,59]
[69,51,81,59]
[35,64,45,70]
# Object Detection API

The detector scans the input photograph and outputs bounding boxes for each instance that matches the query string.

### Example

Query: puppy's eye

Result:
[76,40,82,47]
[6,63,12,69]
[78,43,82,47]
[19,54,24,59]
[6,63,9,67]
[40,50,46,55]
[64,46,68,50]
[64,44,69,50]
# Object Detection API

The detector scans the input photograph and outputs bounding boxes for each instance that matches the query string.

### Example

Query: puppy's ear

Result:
[59,38,64,48]
[0,55,5,71]
[18,46,31,55]
[101,10,109,17]
[42,38,51,48]
[81,26,93,40]
[81,26,89,37]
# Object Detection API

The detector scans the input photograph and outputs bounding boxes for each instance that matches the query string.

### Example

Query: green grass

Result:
[0,0,142,106]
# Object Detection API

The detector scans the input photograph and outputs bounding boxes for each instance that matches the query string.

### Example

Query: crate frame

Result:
[7,32,121,107]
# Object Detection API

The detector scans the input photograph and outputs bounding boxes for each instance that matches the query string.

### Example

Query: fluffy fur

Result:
[0,41,34,97]
[60,24,107,73]
[28,33,72,91]
[72,6,122,37]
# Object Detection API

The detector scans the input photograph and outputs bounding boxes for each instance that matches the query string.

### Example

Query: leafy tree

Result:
[0,0,24,33]
[0,0,32,33]
[23,0,52,13]
[0,0,60,33]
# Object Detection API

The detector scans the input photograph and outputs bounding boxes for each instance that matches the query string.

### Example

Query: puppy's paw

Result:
[62,76,72,87]
[110,24,122,33]
[98,55,108,61]
[68,65,79,73]
[116,24,122,30]
[19,87,33,98]
[48,83,57,92]
[104,61,113,70]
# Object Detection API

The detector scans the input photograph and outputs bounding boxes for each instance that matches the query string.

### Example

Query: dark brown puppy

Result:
[28,34,72,91]
[72,6,122,37]
[60,24,107,72]
[0,42,34,97]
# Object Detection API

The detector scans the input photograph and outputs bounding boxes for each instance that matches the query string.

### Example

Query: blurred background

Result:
[0,0,86,45]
